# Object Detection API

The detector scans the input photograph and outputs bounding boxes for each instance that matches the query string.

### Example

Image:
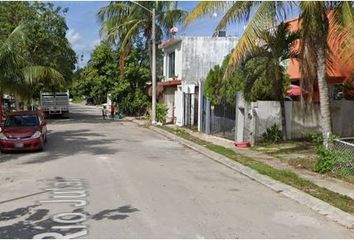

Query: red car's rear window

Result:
[4,115,39,127]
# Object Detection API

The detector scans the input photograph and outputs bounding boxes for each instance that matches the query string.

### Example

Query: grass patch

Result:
[72,96,84,103]
[253,141,354,185]
[160,126,354,214]
[329,172,354,185]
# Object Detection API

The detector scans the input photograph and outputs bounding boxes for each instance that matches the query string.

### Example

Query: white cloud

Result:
[76,38,102,68]
[66,29,82,49]
[66,29,103,68]
[90,39,101,49]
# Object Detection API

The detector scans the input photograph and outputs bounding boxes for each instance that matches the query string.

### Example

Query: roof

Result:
[158,37,182,49]
[158,80,182,87]
[286,15,353,82]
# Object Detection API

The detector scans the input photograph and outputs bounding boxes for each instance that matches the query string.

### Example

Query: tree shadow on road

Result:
[0,204,139,238]
[0,204,39,222]
[0,204,84,239]
[0,105,138,164]
[90,205,139,221]
[0,129,121,164]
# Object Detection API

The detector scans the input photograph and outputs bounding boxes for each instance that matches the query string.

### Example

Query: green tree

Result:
[0,2,33,42]
[0,2,76,94]
[73,42,151,115]
[185,1,353,144]
[25,2,76,90]
[241,57,276,102]
[204,54,242,105]
[243,22,297,140]
[110,44,151,115]
[298,1,353,146]
[0,24,65,119]
[74,41,119,104]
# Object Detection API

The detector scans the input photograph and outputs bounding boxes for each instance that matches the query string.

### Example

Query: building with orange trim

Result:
[287,17,354,101]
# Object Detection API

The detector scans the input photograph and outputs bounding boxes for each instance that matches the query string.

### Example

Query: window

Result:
[5,115,38,127]
[333,84,344,100]
[168,51,175,78]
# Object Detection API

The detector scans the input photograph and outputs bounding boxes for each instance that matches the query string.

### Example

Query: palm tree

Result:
[0,24,26,122]
[0,23,65,120]
[243,22,298,140]
[185,1,353,144]
[297,1,353,146]
[98,1,186,76]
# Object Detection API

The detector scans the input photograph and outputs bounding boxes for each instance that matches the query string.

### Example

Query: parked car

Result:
[85,97,95,105]
[0,111,47,153]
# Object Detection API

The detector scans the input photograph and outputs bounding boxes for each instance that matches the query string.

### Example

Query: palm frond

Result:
[0,23,26,63]
[328,1,354,76]
[101,18,141,44]
[119,19,143,53]
[225,1,279,76]
[184,1,230,25]
[214,1,255,35]
[160,9,188,34]
[0,23,27,92]
[22,66,65,87]
[97,2,131,23]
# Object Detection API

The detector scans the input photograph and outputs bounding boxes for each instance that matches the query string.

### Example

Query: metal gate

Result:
[210,103,236,140]
[201,96,207,132]
[184,93,192,128]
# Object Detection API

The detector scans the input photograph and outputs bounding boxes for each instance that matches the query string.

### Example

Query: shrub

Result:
[156,103,168,124]
[313,134,337,173]
[262,124,282,143]
[315,146,336,173]
[72,96,84,103]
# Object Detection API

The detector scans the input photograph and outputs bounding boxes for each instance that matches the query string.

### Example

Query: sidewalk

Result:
[130,118,354,201]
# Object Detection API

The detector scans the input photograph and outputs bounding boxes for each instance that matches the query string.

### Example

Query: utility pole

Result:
[151,8,156,125]
[131,1,156,125]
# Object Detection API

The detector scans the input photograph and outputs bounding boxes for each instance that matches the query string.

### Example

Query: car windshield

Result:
[4,115,38,127]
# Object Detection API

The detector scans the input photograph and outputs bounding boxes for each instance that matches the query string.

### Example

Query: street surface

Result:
[0,104,353,238]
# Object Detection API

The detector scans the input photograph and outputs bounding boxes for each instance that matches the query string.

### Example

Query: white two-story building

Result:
[158,35,238,127]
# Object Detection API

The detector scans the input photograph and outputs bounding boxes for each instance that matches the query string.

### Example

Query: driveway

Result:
[0,104,353,238]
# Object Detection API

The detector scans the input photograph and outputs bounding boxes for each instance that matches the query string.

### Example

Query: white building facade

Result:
[159,36,238,127]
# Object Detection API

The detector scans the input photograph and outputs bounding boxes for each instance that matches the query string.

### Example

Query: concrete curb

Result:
[149,126,354,230]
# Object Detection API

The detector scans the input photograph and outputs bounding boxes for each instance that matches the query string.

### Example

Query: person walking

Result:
[110,103,115,120]
[102,105,107,120]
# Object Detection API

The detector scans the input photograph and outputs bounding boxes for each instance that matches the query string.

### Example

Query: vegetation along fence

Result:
[331,137,354,176]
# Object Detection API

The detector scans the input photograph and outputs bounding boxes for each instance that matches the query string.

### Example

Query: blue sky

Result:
[54,1,299,67]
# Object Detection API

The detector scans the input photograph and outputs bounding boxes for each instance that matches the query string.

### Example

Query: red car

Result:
[0,111,47,152]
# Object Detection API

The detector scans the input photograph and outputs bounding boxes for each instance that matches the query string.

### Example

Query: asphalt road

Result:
[0,104,353,239]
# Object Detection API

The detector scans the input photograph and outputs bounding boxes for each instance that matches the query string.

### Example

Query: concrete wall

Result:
[235,93,251,142]
[285,102,321,139]
[181,37,239,85]
[331,100,354,137]
[251,100,354,140]
[174,86,183,126]
[254,101,282,140]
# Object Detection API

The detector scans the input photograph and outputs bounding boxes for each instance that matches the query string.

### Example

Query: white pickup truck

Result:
[40,91,70,118]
